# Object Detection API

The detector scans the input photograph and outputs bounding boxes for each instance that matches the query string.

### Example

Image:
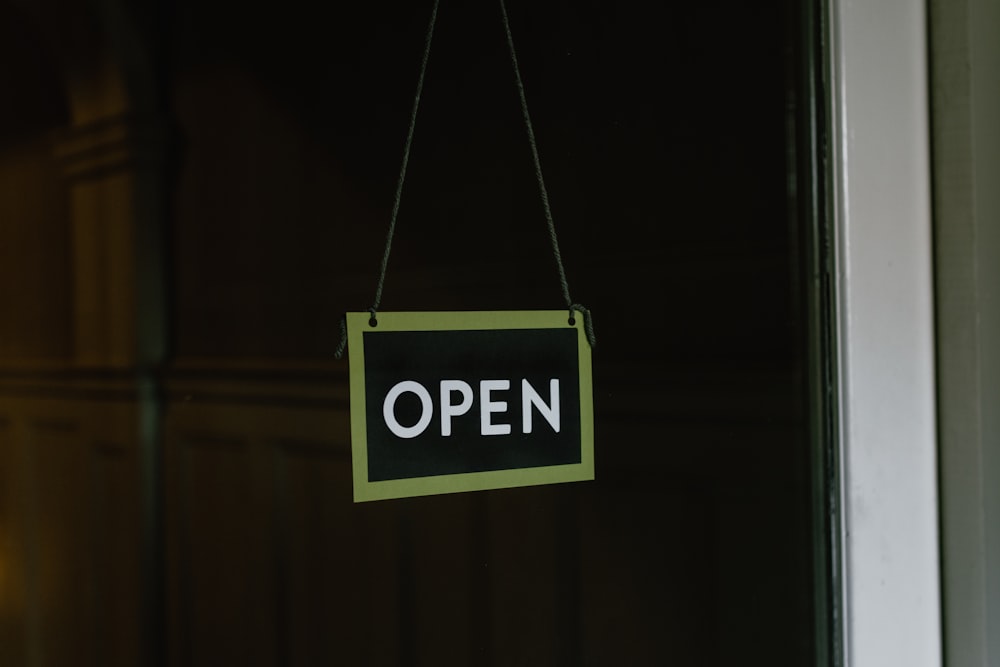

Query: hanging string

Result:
[335,0,595,358]
[498,0,595,348]
[334,0,439,360]
[371,0,441,319]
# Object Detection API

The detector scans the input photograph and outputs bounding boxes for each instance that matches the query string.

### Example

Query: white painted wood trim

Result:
[827,0,943,664]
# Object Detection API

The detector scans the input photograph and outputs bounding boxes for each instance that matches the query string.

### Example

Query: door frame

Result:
[826,0,943,665]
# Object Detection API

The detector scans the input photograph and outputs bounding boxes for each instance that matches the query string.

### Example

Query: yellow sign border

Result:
[347,310,594,502]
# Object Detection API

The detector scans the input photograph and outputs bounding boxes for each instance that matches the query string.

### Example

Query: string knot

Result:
[334,316,348,359]
[569,303,596,349]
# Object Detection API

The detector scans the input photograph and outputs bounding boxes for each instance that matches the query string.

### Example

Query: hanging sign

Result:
[347,311,594,502]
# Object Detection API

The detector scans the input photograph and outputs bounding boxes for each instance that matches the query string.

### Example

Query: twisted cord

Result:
[336,0,439,360]
[336,0,596,358]
[334,316,348,359]
[370,0,441,314]
[500,0,596,348]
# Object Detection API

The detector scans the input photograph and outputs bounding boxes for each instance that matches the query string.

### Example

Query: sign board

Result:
[347,311,594,502]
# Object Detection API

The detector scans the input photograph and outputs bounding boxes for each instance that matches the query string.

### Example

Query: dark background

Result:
[0,0,820,664]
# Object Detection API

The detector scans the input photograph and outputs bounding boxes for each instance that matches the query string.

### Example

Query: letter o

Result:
[383,381,433,439]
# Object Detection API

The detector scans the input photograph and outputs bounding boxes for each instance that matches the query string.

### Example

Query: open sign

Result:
[346,311,594,502]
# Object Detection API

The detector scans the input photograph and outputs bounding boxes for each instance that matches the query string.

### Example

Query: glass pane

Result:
[0,0,831,665]
[167,0,829,664]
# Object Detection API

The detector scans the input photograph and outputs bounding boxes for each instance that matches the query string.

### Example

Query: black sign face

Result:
[364,327,580,480]
[347,312,594,502]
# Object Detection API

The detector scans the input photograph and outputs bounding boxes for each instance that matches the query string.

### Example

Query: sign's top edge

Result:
[346,310,582,332]
[344,310,572,315]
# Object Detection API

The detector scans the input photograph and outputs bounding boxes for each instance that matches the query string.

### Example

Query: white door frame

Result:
[827,0,943,664]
